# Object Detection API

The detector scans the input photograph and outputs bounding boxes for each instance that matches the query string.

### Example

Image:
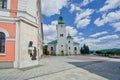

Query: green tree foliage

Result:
[43,45,48,55]
[80,44,90,54]
[96,50,120,56]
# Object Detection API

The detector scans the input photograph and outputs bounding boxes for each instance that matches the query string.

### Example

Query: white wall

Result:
[47,44,56,55]
[19,21,38,68]
[67,39,74,55]
[73,45,80,55]
[17,0,37,23]
[56,24,67,54]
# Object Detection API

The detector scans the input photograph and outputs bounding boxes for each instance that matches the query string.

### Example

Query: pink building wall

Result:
[0,0,17,61]
[0,23,16,61]
[0,0,43,68]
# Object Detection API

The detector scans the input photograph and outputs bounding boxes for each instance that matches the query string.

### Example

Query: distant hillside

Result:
[100,48,120,52]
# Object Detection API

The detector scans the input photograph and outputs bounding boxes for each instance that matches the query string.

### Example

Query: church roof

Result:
[67,33,73,39]
[48,40,79,45]
[48,40,57,44]
[58,14,65,24]
[73,42,80,45]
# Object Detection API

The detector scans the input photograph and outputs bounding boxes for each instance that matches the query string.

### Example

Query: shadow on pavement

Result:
[19,65,44,71]
[68,61,120,80]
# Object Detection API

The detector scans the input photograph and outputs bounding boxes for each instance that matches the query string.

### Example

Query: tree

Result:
[80,47,84,54]
[80,44,90,54]
[86,45,90,54]
[43,45,48,55]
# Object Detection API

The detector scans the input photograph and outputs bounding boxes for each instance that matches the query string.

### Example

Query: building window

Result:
[0,0,7,9]
[60,34,63,37]
[74,47,77,51]
[51,47,53,51]
[61,45,63,47]
[69,47,70,50]
[69,41,70,43]
[0,32,5,53]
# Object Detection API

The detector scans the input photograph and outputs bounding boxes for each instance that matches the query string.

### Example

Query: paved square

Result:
[0,56,120,80]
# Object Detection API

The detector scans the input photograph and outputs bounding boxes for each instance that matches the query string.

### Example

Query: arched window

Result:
[74,47,77,51]
[51,47,53,51]
[0,32,5,53]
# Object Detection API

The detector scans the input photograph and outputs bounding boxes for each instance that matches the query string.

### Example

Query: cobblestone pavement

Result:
[0,56,120,80]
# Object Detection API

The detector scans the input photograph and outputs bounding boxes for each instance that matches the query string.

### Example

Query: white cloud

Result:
[75,9,94,28]
[90,31,108,37]
[41,0,68,16]
[100,0,120,12]
[81,0,94,6]
[99,34,119,41]
[70,4,81,13]
[92,34,119,50]
[66,26,78,36]
[111,22,120,31]
[94,17,105,26]
[69,0,94,13]
[43,21,57,43]
[73,34,120,50]
[88,40,120,50]
[94,10,120,32]
[78,32,83,36]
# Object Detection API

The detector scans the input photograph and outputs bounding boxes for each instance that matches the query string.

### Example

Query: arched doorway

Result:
[61,50,64,56]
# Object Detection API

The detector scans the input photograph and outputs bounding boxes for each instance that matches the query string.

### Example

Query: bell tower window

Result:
[60,34,63,37]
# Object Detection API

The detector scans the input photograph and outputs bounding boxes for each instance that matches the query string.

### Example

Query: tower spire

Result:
[67,32,73,39]
[58,12,64,24]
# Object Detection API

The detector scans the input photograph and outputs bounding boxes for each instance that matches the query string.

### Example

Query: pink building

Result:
[0,0,43,68]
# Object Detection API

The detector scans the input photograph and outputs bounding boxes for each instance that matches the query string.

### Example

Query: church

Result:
[47,15,80,56]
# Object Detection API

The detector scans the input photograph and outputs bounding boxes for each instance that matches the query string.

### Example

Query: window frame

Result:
[69,47,70,50]
[0,32,6,55]
[68,41,70,43]
[0,0,7,9]
[51,47,53,51]
[60,34,63,37]
[61,45,63,47]
[74,47,77,51]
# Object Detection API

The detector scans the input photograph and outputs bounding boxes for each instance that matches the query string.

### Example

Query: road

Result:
[67,56,120,80]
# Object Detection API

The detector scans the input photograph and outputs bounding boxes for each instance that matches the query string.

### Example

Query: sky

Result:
[41,0,120,50]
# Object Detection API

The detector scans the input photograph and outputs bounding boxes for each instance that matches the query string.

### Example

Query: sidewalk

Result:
[0,56,108,80]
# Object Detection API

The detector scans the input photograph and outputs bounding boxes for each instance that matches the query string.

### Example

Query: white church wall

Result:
[67,39,74,55]
[73,45,80,55]
[56,24,67,55]
[47,44,56,55]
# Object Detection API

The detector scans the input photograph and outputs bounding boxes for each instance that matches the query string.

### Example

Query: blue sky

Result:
[41,0,120,50]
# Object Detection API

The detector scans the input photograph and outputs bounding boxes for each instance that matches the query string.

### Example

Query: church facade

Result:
[47,15,80,56]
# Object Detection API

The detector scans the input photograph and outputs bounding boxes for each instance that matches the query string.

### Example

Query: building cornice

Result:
[0,9,36,21]
[0,16,38,28]
[19,16,38,28]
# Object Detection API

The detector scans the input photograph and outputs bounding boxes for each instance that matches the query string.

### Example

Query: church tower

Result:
[56,14,67,55]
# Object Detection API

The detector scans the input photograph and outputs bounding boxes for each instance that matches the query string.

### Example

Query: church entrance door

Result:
[61,51,64,56]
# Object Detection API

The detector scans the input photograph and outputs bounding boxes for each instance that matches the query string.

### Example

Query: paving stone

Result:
[0,56,119,80]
